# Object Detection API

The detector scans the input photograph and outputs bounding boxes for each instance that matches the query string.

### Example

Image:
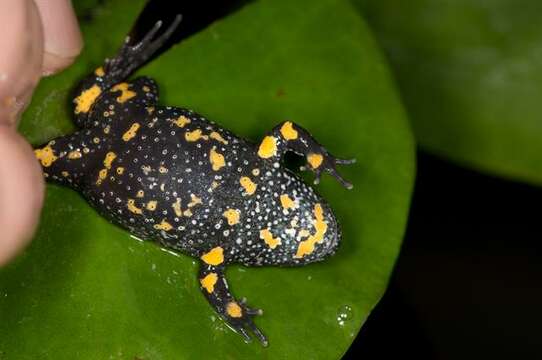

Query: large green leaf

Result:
[355,0,542,185]
[1,0,414,358]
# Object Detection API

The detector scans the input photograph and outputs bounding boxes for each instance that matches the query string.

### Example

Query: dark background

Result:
[139,1,542,358]
[344,152,542,359]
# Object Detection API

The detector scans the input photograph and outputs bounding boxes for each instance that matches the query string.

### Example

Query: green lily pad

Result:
[355,0,542,185]
[1,0,414,358]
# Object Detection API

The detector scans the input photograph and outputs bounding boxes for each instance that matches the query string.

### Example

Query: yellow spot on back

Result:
[154,219,173,231]
[35,145,58,167]
[122,123,140,142]
[183,209,193,217]
[294,203,328,258]
[146,201,157,211]
[93,137,100,144]
[103,152,117,169]
[174,115,191,128]
[240,176,257,195]
[210,131,228,144]
[61,171,69,177]
[223,209,240,225]
[111,83,136,103]
[94,67,105,77]
[74,84,101,114]
[172,198,183,217]
[209,147,225,171]
[280,194,296,210]
[257,136,277,159]
[142,85,151,92]
[159,166,168,174]
[252,168,260,176]
[307,153,324,169]
[280,121,298,140]
[136,190,144,198]
[200,273,218,293]
[188,194,202,207]
[226,302,243,318]
[96,168,108,185]
[68,150,82,160]
[127,199,143,215]
[117,167,125,175]
[201,247,224,266]
[146,107,155,114]
[104,125,111,134]
[185,129,208,142]
[260,228,281,249]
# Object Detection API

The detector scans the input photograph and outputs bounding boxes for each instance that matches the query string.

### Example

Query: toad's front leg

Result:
[198,246,267,346]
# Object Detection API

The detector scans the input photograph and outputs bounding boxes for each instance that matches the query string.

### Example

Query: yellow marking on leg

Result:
[67,150,82,160]
[260,228,281,249]
[111,83,136,103]
[209,147,225,171]
[94,67,105,77]
[185,129,209,142]
[122,123,140,142]
[257,136,277,159]
[74,84,101,114]
[240,176,257,195]
[34,144,58,167]
[280,194,296,210]
[294,203,328,258]
[154,219,173,231]
[146,201,157,211]
[201,247,224,266]
[223,209,240,225]
[103,152,117,169]
[209,131,228,144]
[226,302,243,318]
[174,115,191,128]
[127,199,143,215]
[307,153,323,169]
[200,273,218,293]
[280,121,298,140]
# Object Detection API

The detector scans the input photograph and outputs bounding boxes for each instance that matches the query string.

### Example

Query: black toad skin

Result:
[34,17,354,345]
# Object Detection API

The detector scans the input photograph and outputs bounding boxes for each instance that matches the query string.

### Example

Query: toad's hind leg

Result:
[198,247,267,346]
[257,121,356,188]
[71,15,182,127]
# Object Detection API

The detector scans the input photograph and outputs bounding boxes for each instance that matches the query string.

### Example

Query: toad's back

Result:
[81,106,339,266]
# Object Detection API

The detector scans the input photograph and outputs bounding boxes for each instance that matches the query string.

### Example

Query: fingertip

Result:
[0,126,44,266]
[34,0,83,75]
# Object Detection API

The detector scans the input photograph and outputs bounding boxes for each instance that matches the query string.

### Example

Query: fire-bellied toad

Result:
[34,16,354,346]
